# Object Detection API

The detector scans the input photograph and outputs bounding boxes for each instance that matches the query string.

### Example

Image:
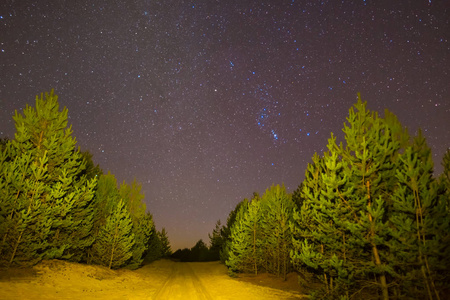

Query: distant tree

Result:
[144,225,162,263]
[91,199,134,269]
[208,220,225,261]
[190,239,209,262]
[158,228,172,258]
[171,248,191,262]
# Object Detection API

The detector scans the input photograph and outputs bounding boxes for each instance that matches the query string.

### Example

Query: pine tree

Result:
[91,199,134,269]
[127,212,153,269]
[388,134,450,299]
[88,172,121,263]
[190,239,209,261]
[208,220,225,261]
[0,142,52,266]
[437,149,450,289]
[260,184,294,280]
[158,228,172,258]
[291,95,408,299]
[226,196,262,274]
[119,179,153,269]
[220,199,249,263]
[0,90,96,265]
[291,152,345,294]
[144,224,162,263]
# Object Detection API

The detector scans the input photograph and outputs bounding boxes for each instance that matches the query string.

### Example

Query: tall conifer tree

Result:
[388,133,449,299]
[0,90,96,265]
[291,95,407,299]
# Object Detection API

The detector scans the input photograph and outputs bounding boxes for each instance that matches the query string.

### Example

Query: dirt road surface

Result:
[0,259,306,299]
[153,263,212,300]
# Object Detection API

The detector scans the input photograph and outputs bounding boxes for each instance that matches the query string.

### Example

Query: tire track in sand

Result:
[153,262,213,300]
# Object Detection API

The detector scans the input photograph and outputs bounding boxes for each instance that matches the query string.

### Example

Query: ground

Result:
[0,259,307,299]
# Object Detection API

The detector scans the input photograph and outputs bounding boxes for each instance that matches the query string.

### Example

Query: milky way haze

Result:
[1,0,449,250]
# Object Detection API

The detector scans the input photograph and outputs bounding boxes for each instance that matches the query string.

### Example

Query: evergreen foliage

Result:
[158,228,172,258]
[0,90,156,270]
[260,184,294,280]
[291,96,403,298]
[290,94,450,299]
[143,226,164,263]
[90,174,155,269]
[0,142,51,266]
[208,220,225,261]
[291,182,305,210]
[79,150,102,180]
[119,179,153,269]
[89,172,121,264]
[190,239,210,261]
[0,90,96,266]
[91,199,134,269]
[220,199,249,263]
[144,227,172,263]
[226,195,261,274]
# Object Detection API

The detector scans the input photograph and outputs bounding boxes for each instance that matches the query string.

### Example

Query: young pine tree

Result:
[220,199,249,264]
[158,228,172,258]
[226,196,262,275]
[120,179,153,269]
[91,199,134,269]
[260,184,294,280]
[208,220,225,261]
[144,224,162,263]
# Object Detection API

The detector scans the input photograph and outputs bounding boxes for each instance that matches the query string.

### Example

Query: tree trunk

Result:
[372,243,389,300]
[367,180,389,300]
[8,230,23,267]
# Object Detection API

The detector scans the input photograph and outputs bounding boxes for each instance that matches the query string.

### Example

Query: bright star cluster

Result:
[0,0,448,250]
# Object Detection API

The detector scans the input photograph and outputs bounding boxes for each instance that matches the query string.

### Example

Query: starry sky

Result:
[1,0,449,250]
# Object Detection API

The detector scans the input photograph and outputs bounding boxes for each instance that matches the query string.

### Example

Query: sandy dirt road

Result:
[0,259,305,299]
[153,263,212,300]
[151,261,304,300]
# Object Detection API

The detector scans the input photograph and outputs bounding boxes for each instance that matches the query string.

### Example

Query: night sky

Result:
[1,0,449,250]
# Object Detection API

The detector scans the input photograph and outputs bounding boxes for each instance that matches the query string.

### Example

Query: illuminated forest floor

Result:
[0,259,306,299]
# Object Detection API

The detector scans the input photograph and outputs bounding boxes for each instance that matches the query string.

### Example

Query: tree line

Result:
[208,94,450,299]
[0,90,171,269]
